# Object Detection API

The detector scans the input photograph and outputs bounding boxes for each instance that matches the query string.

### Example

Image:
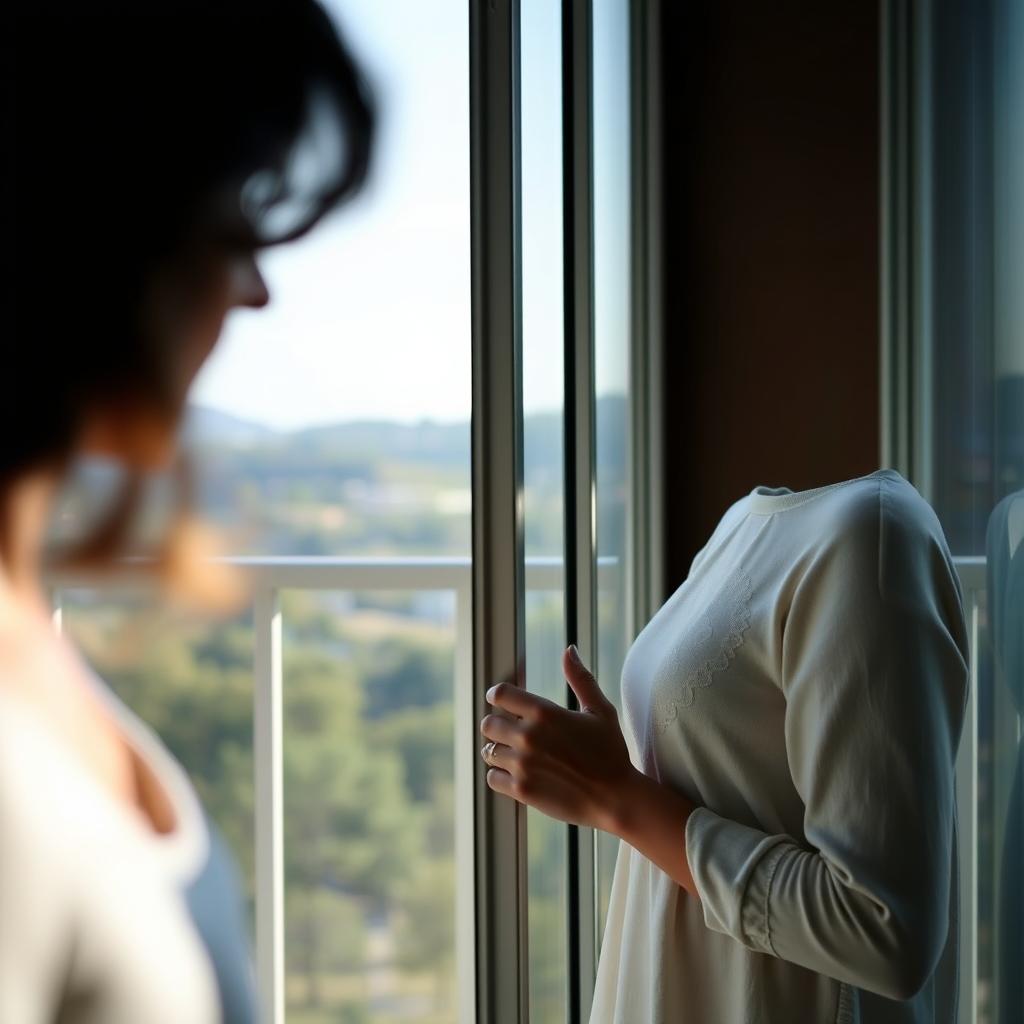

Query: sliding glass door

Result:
[470,1,650,1020]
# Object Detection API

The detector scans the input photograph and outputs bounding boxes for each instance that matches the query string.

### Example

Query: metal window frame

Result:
[471,0,659,1017]
[469,2,530,1023]
[879,0,934,498]
[564,0,664,1014]
[561,1,599,1020]
[629,0,665,623]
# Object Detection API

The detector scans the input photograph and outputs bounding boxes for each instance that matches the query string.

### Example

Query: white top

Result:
[0,680,222,1024]
[590,470,968,1024]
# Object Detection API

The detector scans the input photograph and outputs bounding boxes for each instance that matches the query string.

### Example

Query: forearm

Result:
[605,768,700,898]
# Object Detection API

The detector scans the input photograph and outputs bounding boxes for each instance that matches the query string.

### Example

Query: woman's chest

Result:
[621,556,790,800]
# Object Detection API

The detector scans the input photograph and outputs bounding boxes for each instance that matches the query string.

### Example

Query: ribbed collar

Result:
[748,468,902,515]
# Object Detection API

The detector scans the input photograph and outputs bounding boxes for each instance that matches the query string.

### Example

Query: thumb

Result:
[563,645,611,714]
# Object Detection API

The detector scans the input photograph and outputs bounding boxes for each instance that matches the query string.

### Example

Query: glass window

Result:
[592,0,633,950]
[912,4,1024,1022]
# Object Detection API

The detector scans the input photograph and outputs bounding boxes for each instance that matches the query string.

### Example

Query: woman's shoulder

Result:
[807,470,949,555]
[804,471,963,617]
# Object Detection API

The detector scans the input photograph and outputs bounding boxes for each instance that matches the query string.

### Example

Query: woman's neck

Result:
[0,470,59,619]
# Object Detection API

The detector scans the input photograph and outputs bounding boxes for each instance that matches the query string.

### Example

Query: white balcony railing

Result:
[239,557,476,1024]
[239,554,632,1024]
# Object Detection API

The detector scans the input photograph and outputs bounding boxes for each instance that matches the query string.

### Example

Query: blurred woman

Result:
[0,4,372,1021]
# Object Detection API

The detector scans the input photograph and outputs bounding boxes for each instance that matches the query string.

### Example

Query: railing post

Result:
[253,587,284,1024]
[956,590,979,1024]
[953,556,985,1024]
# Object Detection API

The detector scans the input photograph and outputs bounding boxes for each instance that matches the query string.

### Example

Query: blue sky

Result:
[192,0,628,431]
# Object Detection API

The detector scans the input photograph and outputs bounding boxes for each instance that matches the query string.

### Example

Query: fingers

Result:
[479,712,521,748]
[485,650,611,722]
[485,766,517,799]
[562,645,612,715]
[486,680,562,722]
[479,707,530,774]
[480,739,517,773]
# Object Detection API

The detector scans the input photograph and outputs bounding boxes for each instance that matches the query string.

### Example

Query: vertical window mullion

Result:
[629,0,665,624]
[561,0,598,1020]
[469,2,529,1022]
[880,0,930,492]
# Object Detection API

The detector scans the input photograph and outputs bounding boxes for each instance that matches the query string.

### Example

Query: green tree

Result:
[285,886,366,1010]
[367,703,453,806]
[394,856,456,1011]
[283,648,420,1005]
[360,639,452,720]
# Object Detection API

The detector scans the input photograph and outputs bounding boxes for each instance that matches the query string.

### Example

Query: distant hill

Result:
[293,418,471,468]
[182,406,279,447]
[176,397,626,556]
[186,395,626,474]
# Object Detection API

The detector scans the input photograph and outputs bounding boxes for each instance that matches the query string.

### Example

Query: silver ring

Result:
[483,741,498,764]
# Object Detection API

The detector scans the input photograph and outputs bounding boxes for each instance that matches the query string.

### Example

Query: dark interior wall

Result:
[659,1,880,593]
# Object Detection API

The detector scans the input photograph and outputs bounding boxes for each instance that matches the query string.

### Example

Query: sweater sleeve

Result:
[684,479,969,1000]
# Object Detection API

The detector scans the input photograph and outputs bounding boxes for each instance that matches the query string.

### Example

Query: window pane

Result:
[924,5,1023,1021]
[521,0,569,1020]
[988,19,1024,1020]
[592,0,633,952]
[189,0,472,561]
[253,3,469,1018]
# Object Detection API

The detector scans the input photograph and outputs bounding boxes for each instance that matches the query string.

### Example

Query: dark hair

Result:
[2,0,373,483]
[1,1,373,584]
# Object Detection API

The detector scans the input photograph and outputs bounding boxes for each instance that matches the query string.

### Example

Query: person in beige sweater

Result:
[481,469,968,1023]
